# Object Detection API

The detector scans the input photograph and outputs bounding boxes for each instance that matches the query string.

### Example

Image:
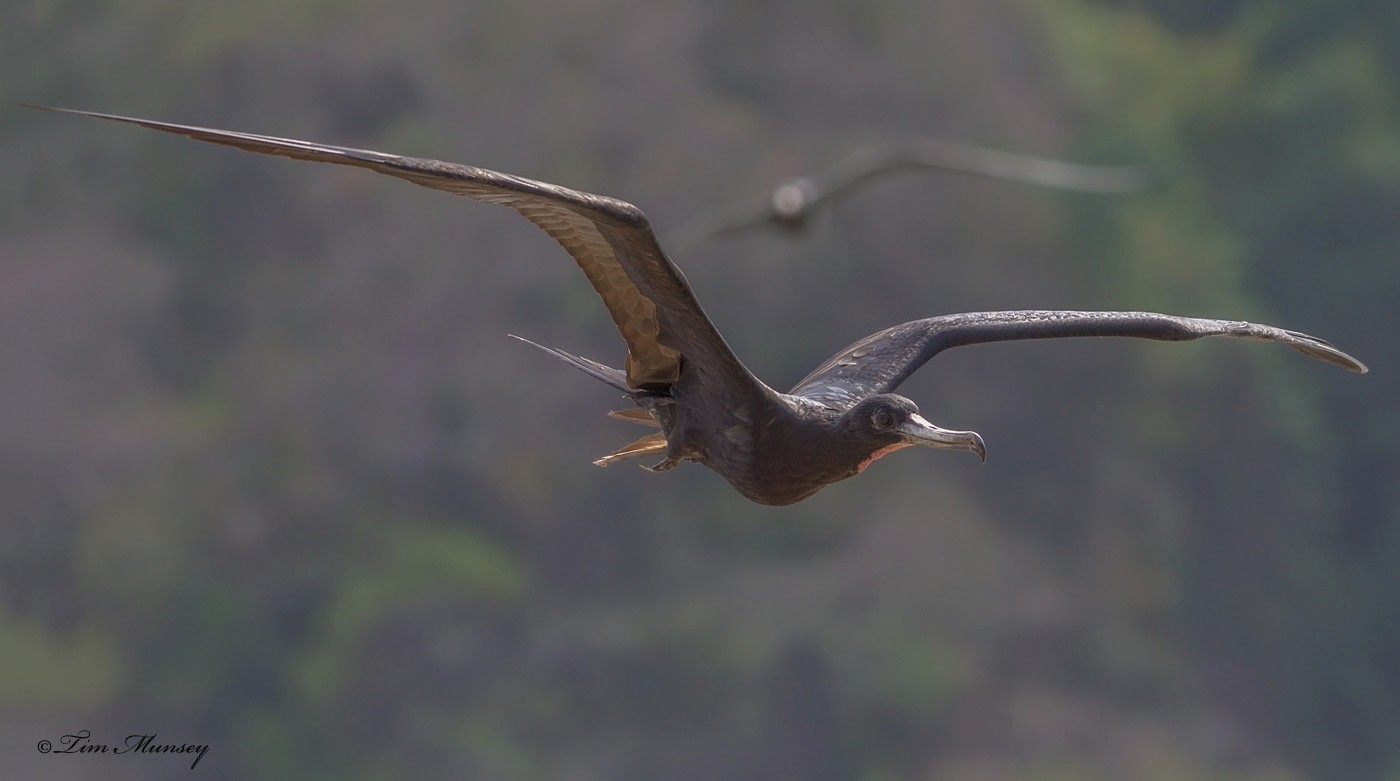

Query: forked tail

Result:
[510,335,671,468]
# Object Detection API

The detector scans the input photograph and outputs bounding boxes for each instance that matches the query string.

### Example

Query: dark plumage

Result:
[30,106,1368,505]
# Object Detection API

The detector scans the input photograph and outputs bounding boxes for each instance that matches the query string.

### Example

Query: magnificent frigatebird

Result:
[29,106,1368,506]
[667,139,1149,252]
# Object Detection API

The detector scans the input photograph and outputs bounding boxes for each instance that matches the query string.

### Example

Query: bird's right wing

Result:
[789,310,1367,407]
[31,106,768,399]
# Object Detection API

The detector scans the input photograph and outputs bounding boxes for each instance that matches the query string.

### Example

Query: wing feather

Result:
[32,106,763,397]
[791,310,1367,407]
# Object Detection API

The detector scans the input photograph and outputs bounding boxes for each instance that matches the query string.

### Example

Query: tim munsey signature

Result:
[37,730,208,769]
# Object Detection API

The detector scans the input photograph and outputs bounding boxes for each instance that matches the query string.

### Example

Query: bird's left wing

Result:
[811,140,1149,205]
[30,105,768,400]
[790,310,1367,407]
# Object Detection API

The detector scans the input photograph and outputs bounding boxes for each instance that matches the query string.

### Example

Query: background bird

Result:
[666,138,1150,253]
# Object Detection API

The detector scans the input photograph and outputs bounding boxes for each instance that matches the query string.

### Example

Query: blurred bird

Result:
[667,139,1149,253]
[30,106,1367,505]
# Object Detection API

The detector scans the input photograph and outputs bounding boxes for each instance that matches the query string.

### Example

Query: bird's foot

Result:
[641,457,679,473]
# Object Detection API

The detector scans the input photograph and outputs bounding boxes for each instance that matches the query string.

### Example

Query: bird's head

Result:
[770,177,818,229]
[842,394,986,473]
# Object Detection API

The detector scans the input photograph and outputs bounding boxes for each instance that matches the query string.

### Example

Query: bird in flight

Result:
[30,106,1368,506]
[667,139,1149,253]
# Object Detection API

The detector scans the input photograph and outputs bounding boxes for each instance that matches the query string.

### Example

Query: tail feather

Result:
[510,335,673,469]
[509,334,632,394]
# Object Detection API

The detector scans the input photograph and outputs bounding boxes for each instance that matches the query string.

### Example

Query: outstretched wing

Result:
[810,140,1148,206]
[32,105,765,397]
[666,140,1146,252]
[790,310,1368,407]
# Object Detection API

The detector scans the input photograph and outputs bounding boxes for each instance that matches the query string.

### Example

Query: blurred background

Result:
[2,1,1396,779]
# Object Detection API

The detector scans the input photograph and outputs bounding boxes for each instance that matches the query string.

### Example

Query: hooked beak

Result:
[899,414,986,463]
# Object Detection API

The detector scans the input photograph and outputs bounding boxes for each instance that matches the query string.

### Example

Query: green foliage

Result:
[297,522,526,704]
[0,617,122,709]
[1042,2,1400,777]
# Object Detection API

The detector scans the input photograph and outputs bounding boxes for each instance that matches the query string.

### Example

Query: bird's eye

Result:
[872,409,895,429]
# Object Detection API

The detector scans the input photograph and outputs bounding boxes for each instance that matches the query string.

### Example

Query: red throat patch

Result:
[856,442,913,473]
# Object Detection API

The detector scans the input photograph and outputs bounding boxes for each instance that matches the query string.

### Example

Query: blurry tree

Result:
[0,0,1392,780]
[1044,0,1400,776]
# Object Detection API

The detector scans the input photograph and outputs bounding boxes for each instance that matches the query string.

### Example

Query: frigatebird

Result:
[29,106,1368,506]
[667,139,1149,252]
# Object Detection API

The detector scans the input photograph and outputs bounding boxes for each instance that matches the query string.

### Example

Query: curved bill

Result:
[899,414,987,462]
